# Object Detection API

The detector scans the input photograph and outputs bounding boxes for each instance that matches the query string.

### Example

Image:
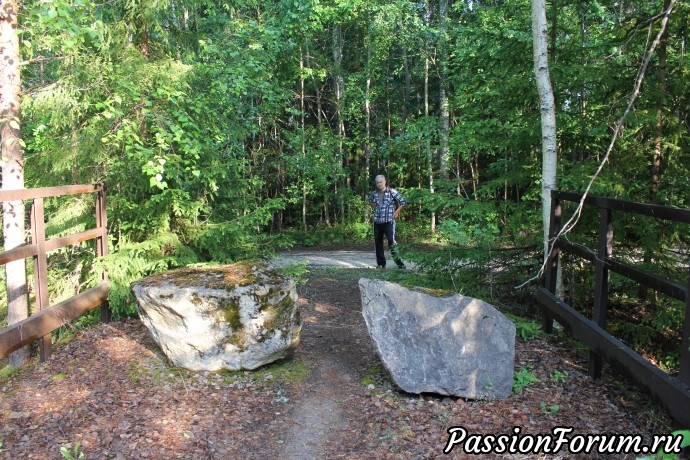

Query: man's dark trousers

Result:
[373,221,404,268]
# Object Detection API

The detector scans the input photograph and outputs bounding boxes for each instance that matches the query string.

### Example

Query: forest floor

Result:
[0,249,682,460]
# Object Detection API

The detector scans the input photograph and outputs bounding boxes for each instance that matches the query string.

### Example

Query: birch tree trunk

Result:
[531,0,558,260]
[438,0,449,180]
[1,0,29,365]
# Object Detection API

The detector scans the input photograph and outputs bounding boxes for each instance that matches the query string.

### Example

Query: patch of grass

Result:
[255,359,310,385]
[52,373,67,381]
[361,364,386,387]
[549,369,569,384]
[124,356,179,385]
[54,331,77,347]
[361,364,396,396]
[0,364,21,383]
[540,401,560,416]
[221,358,310,386]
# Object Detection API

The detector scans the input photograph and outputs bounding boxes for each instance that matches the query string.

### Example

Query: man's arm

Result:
[393,204,403,220]
[392,189,406,219]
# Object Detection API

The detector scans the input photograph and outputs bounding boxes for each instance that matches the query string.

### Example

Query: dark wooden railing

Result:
[538,190,690,427]
[0,184,109,361]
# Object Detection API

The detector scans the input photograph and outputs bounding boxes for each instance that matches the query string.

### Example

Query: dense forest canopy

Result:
[2,0,689,332]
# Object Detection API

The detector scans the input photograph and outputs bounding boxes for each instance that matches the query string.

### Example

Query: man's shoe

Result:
[397,264,407,269]
[376,265,386,270]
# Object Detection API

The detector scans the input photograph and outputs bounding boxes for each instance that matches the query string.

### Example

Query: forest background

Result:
[1,0,689,375]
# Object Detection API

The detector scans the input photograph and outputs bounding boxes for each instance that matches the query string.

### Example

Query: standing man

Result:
[368,175,407,269]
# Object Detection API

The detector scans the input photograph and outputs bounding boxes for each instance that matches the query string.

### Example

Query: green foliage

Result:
[539,401,560,416]
[0,365,22,383]
[279,261,310,285]
[637,430,690,460]
[549,370,570,385]
[59,442,84,460]
[360,364,395,396]
[505,313,543,341]
[513,366,539,393]
[95,232,200,318]
[286,222,372,247]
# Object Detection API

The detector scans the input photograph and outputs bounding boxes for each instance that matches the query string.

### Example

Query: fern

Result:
[92,232,199,318]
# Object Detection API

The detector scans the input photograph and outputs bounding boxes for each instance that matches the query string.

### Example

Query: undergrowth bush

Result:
[93,232,200,318]
[283,222,372,247]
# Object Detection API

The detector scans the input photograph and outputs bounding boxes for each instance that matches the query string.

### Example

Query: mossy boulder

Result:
[131,262,301,371]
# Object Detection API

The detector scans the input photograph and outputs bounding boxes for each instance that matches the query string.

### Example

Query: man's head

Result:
[375,175,387,191]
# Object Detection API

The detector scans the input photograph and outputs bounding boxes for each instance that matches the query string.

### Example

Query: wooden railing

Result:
[0,184,109,361]
[537,190,690,427]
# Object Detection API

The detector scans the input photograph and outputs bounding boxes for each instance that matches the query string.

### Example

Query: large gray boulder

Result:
[131,262,301,371]
[359,278,515,399]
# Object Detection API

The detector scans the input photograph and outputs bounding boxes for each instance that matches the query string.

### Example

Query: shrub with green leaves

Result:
[513,366,539,393]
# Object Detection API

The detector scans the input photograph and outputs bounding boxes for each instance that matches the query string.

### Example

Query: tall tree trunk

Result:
[577,10,586,161]
[438,0,449,180]
[652,0,669,205]
[401,20,411,128]
[304,41,323,128]
[332,24,346,223]
[642,0,669,302]
[1,0,29,365]
[305,41,326,222]
[425,0,436,233]
[300,45,308,232]
[532,0,558,261]
[364,19,372,221]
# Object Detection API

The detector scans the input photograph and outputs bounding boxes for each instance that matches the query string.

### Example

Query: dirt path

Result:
[0,258,677,459]
[272,249,377,269]
[279,278,373,458]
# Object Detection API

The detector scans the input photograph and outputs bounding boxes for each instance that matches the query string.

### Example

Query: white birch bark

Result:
[1,0,29,364]
[531,0,558,260]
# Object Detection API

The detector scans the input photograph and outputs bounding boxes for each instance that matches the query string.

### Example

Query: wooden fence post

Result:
[589,207,613,379]
[30,198,52,361]
[680,272,690,384]
[96,187,111,323]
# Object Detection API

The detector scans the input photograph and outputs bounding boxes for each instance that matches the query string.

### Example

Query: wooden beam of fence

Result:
[0,244,38,266]
[558,240,688,302]
[45,228,103,253]
[0,184,103,202]
[537,287,690,427]
[0,282,109,359]
[0,230,103,264]
[557,191,690,223]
